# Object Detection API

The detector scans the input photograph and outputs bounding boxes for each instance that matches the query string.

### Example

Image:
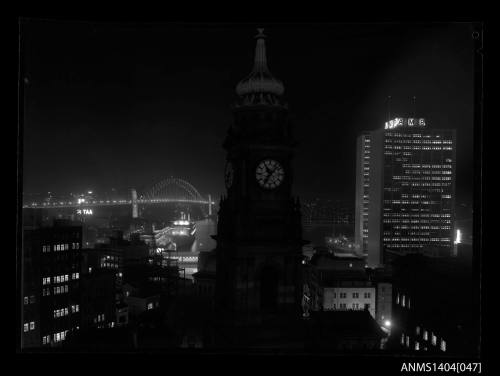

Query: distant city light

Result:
[88,191,93,194]
[454,229,462,244]
[76,208,93,215]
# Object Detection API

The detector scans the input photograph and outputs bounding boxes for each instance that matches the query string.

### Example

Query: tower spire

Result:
[235,28,285,103]
[253,28,268,72]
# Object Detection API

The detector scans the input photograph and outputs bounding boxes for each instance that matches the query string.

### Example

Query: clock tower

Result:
[215,29,304,335]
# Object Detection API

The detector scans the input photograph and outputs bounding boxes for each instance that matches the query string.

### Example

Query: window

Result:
[30,295,35,304]
[24,296,28,305]
[365,304,370,310]
[54,308,69,318]
[432,334,437,346]
[147,302,153,310]
[352,292,359,298]
[440,339,446,352]
[364,292,371,299]
[423,330,428,340]
[42,335,50,345]
[24,323,29,332]
[30,321,35,330]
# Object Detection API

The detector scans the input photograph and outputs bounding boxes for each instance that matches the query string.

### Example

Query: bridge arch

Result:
[142,177,205,202]
[139,177,212,217]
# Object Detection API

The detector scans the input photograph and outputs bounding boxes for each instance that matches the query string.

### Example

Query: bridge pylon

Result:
[131,188,138,218]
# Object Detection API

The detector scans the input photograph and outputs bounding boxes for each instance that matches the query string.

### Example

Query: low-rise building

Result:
[389,254,477,355]
[306,310,386,351]
[125,289,161,317]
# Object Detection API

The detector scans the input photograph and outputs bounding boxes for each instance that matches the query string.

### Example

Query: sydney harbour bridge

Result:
[23,177,216,218]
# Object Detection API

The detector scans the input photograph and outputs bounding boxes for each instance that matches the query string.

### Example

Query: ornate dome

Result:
[235,29,285,106]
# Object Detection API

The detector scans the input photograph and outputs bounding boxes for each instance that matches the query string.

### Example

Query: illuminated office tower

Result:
[355,117,456,268]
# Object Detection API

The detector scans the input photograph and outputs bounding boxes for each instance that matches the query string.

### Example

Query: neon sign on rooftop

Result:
[384,117,426,130]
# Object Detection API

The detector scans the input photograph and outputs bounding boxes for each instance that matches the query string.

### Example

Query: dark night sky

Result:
[21,20,476,204]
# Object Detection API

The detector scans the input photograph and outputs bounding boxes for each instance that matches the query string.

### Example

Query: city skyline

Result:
[21,21,475,204]
[19,19,482,358]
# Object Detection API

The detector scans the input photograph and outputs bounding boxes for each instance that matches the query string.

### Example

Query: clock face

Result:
[225,161,234,188]
[255,159,285,189]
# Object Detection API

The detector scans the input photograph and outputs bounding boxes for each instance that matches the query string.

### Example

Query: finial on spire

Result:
[256,28,266,39]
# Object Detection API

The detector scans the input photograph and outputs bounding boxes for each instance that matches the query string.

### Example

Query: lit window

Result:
[24,323,29,332]
[24,296,28,305]
[30,321,35,330]
[440,339,446,352]
[147,303,153,310]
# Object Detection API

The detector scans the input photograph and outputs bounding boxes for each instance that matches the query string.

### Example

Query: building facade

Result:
[21,223,82,348]
[389,254,477,355]
[354,132,371,255]
[355,117,456,268]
